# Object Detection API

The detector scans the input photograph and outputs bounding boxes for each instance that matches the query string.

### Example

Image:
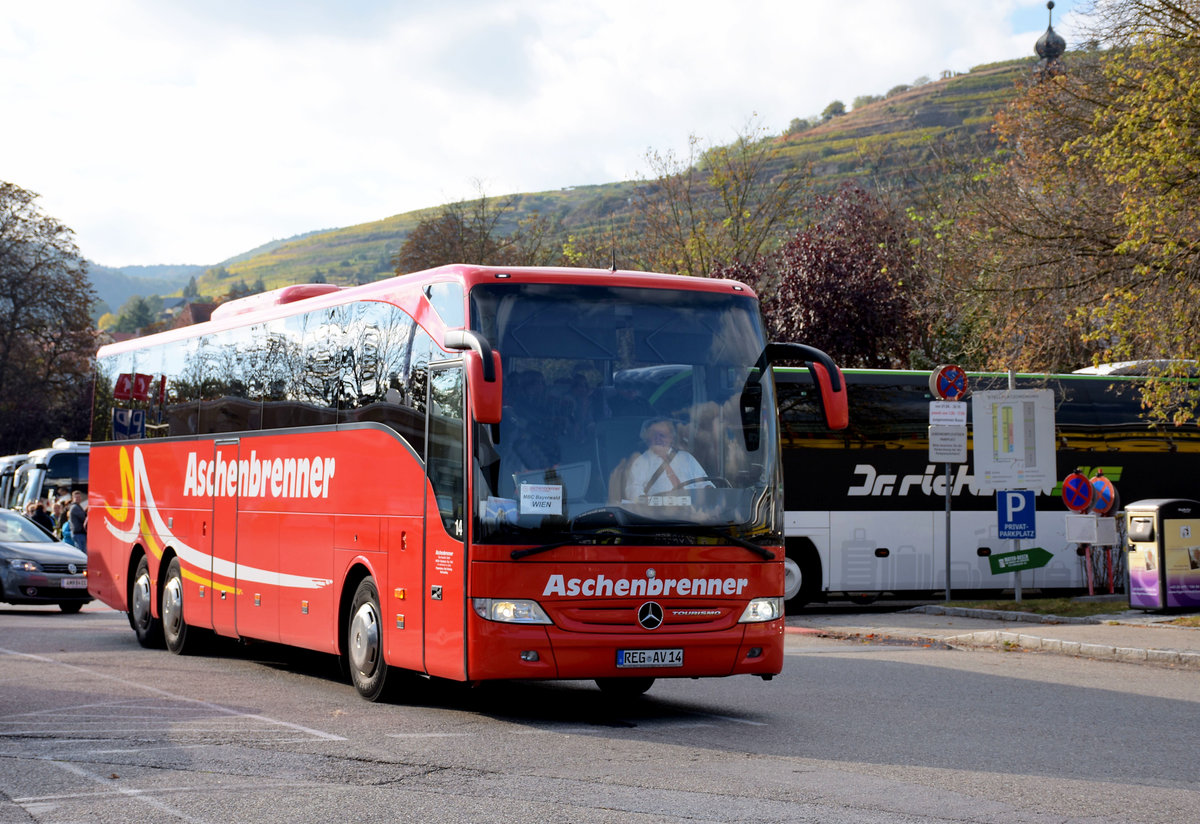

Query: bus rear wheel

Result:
[348,577,392,702]
[162,557,193,654]
[129,555,164,648]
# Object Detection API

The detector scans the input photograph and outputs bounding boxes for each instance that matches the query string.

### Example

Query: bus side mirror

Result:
[466,349,503,424]
[444,330,503,425]
[809,361,848,430]
[756,342,849,432]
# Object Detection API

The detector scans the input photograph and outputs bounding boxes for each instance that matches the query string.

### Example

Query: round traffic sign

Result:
[1090,474,1117,515]
[1061,472,1093,513]
[930,364,969,401]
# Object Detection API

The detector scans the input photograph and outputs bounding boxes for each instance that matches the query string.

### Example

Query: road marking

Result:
[386,732,474,738]
[0,646,345,741]
[43,759,212,824]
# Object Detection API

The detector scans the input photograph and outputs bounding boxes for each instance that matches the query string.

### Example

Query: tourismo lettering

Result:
[183,451,336,499]
[542,573,748,598]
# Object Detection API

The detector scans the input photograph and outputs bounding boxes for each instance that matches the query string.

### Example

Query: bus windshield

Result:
[470,282,781,545]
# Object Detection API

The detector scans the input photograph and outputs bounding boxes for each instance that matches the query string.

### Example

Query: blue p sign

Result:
[998,490,1037,539]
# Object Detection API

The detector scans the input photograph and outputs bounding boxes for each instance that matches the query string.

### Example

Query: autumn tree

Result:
[716,185,923,368]
[0,182,97,452]
[927,51,1125,375]
[632,122,811,277]
[1069,0,1200,420]
[393,185,564,273]
[940,0,1200,420]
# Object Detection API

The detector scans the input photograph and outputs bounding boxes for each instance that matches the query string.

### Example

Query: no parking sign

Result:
[929,364,969,401]
[1061,471,1093,513]
[1090,473,1117,515]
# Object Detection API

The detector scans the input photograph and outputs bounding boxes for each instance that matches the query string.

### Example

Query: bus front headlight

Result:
[472,598,553,624]
[738,597,783,623]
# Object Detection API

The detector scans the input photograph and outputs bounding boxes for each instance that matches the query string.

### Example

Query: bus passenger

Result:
[624,417,710,501]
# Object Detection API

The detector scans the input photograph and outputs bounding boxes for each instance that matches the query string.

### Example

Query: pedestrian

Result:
[25,501,56,534]
[68,489,87,553]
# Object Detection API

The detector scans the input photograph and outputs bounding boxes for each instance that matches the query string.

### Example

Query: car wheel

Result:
[347,577,392,701]
[129,555,164,648]
[162,557,192,654]
[58,601,84,614]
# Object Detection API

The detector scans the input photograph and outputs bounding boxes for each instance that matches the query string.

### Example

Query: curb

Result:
[787,607,1200,670]
[938,629,1200,670]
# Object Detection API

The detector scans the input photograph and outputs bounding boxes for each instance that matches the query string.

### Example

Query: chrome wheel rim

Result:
[162,574,183,638]
[131,570,152,630]
[349,601,380,676]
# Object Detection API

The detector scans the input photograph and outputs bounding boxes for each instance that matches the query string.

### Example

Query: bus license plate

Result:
[617,648,683,668]
[61,577,87,589]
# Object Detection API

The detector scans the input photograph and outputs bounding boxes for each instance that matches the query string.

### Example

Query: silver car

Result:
[0,509,91,613]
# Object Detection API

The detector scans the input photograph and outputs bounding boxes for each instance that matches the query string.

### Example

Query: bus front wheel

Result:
[129,555,164,648]
[348,577,391,702]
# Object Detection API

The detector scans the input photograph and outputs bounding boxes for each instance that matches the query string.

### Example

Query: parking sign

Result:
[998,490,1037,539]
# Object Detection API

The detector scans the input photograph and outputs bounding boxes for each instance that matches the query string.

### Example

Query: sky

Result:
[2,0,1083,268]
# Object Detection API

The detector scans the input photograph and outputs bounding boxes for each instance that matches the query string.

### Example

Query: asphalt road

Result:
[1,603,1197,823]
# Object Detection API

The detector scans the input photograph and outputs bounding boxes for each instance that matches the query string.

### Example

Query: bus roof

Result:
[97,264,757,358]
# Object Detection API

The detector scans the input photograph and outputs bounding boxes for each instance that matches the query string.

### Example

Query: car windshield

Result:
[470,282,782,546]
[0,512,57,543]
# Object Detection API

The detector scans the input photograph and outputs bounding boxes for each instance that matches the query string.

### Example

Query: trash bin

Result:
[1125,499,1200,610]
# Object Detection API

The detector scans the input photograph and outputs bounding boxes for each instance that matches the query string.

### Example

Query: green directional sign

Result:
[988,547,1053,575]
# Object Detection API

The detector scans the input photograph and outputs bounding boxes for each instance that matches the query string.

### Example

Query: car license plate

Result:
[616,648,683,668]
[61,577,87,589]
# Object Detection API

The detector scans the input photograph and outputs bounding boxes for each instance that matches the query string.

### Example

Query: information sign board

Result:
[971,389,1056,493]
[928,425,967,463]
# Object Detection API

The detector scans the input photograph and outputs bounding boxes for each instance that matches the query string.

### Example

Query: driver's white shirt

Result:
[625,449,707,499]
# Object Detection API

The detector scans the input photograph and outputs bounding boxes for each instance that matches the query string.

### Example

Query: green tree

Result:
[821,100,846,121]
[114,295,155,332]
[0,182,97,452]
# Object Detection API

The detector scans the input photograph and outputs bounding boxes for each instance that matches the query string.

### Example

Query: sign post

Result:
[971,376,1056,602]
[929,367,968,602]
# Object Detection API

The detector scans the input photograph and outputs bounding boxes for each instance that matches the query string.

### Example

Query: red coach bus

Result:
[88,265,846,700]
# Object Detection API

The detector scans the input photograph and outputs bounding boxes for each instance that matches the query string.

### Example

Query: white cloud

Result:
[0,0,1083,266]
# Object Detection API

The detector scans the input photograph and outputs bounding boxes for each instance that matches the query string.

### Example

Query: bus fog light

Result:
[748,647,763,658]
[472,598,552,624]
[520,650,540,661]
[738,597,783,623]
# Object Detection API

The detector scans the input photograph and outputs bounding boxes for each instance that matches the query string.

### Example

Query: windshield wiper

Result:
[679,525,776,560]
[510,530,636,560]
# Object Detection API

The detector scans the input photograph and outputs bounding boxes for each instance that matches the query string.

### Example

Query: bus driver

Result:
[623,417,711,501]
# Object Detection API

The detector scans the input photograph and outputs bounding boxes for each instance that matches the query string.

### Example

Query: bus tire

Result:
[162,556,192,654]
[783,538,821,611]
[348,577,391,702]
[595,677,655,697]
[129,554,164,648]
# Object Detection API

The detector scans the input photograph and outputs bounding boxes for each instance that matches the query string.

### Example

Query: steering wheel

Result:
[667,476,731,492]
